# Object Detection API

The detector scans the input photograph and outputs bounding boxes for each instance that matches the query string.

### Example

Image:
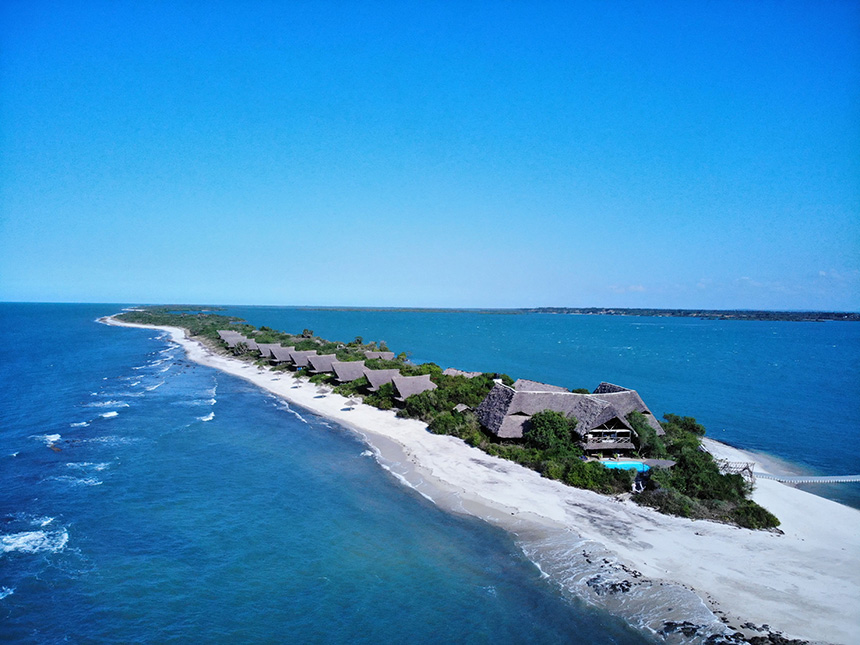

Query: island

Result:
[104,306,860,644]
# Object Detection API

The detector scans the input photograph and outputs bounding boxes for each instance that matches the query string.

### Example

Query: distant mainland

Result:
[231,305,859,323]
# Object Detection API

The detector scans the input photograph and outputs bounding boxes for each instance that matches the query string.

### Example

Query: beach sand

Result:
[103,317,860,644]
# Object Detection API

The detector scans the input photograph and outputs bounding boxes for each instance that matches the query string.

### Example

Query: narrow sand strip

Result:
[102,317,860,644]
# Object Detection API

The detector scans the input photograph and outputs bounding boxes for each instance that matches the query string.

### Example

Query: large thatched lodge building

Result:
[475,379,664,455]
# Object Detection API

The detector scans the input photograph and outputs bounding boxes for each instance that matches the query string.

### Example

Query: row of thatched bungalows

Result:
[216,330,436,403]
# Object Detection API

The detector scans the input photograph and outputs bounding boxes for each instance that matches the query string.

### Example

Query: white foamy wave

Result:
[286,408,308,424]
[100,411,119,419]
[158,365,171,373]
[33,434,61,446]
[65,462,110,472]
[8,452,18,457]
[0,587,14,600]
[361,450,375,458]
[38,517,55,527]
[49,475,103,487]
[144,381,164,391]
[83,435,140,446]
[198,412,214,422]
[1,529,69,555]
[129,380,141,387]
[70,421,90,428]
[85,400,130,408]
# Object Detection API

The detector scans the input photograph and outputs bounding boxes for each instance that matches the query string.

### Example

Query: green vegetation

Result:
[632,414,780,529]
[115,306,779,529]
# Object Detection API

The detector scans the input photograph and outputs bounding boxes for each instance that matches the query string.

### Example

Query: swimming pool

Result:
[601,461,650,473]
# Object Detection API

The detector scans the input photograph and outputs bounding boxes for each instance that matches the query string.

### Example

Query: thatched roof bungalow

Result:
[513,379,569,393]
[288,350,318,368]
[332,360,366,383]
[307,354,337,374]
[391,374,437,402]
[269,346,296,364]
[364,351,395,361]
[475,381,663,454]
[363,368,401,392]
[256,343,281,360]
[443,368,482,378]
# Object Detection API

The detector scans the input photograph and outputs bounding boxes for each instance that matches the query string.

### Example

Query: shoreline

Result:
[101,316,860,644]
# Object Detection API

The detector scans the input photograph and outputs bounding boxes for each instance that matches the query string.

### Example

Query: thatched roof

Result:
[256,343,281,359]
[243,338,259,351]
[391,374,437,402]
[475,381,662,441]
[443,368,482,378]
[269,346,295,363]
[217,330,244,343]
[364,351,395,360]
[363,368,400,391]
[513,379,569,393]
[307,354,337,373]
[332,360,366,382]
[288,350,318,368]
[453,403,470,413]
[591,384,664,436]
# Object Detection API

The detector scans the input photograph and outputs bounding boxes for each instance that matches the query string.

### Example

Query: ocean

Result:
[0,304,645,643]
[1,303,857,643]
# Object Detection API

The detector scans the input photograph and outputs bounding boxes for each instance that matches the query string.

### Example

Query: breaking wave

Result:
[144,381,164,391]
[85,400,130,408]
[198,412,214,422]
[0,587,14,600]
[1,529,69,555]
[70,421,90,428]
[100,411,119,419]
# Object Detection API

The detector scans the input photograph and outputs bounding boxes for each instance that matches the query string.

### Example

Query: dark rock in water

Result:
[660,621,701,637]
[585,575,631,595]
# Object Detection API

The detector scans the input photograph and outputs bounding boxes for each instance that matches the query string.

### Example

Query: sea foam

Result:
[1,529,69,555]
[100,411,119,419]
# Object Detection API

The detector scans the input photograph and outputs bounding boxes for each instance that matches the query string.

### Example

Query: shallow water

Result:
[0,304,649,643]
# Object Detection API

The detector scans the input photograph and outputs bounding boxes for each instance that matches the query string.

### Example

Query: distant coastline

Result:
[271,305,859,323]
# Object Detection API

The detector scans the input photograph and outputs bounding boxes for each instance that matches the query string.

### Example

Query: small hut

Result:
[391,374,437,402]
[332,360,366,383]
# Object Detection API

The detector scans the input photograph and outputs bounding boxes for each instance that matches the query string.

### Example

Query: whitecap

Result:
[144,381,164,391]
[70,421,90,428]
[129,380,141,387]
[65,462,110,472]
[85,401,129,408]
[0,587,14,600]
[158,365,171,373]
[83,436,139,446]
[100,411,119,419]
[360,450,374,458]
[198,412,214,422]
[0,529,69,555]
[49,475,103,487]
[9,452,18,457]
[33,434,61,446]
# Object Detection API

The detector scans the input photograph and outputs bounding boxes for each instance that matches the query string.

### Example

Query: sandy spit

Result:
[101,316,860,644]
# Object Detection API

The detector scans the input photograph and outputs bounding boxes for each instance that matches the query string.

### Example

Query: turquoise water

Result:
[220,306,860,508]
[603,462,650,473]
[0,304,647,643]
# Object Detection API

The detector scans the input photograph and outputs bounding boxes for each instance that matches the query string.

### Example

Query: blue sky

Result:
[1,1,858,310]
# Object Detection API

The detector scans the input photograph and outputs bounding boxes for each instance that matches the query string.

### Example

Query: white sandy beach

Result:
[103,317,860,644]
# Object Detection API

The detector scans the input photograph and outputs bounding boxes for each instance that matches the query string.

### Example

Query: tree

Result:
[302,329,313,338]
[525,410,577,451]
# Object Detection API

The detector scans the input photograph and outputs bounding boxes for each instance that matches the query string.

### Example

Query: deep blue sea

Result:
[0,304,647,643]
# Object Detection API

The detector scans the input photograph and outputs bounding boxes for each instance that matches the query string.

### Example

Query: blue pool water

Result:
[603,461,650,472]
